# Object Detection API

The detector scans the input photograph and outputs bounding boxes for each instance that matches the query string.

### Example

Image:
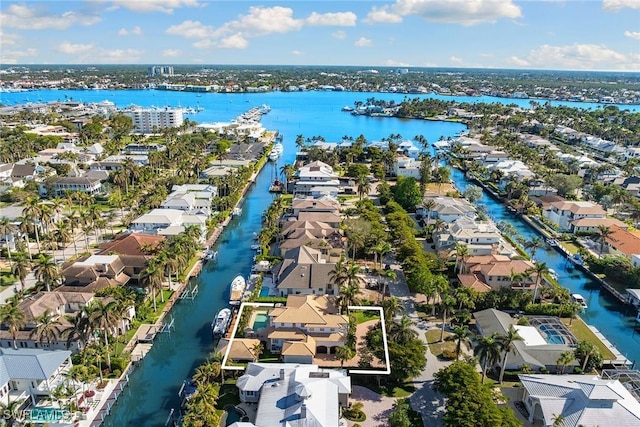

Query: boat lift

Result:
[179,282,199,300]
[159,316,175,334]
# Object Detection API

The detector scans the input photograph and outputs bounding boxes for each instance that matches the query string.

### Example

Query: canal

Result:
[103,161,281,427]
[448,166,640,364]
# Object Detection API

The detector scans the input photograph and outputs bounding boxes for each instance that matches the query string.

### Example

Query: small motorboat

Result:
[546,238,559,247]
[211,308,232,337]
[571,293,588,310]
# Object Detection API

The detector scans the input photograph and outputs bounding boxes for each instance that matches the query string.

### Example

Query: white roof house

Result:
[236,363,351,427]
[518,374,640,427]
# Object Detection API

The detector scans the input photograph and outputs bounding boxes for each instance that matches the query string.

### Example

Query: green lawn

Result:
[425,329,456,358]
[562,317,616,360]
[560,241,581,255]
[351,310,380,325]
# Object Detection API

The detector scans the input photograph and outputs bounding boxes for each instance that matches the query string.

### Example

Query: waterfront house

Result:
[436,216,514,256]
[626,289,640,309]
[424,196,476,223]
[543,200,607,231]
[569,217,628,234]
[474,309,578,372]
[516,374,640,427]
[290,198,340,216]
[0,347,73,408]
[294,161,341,197]
[604,225,640,260]
[265,295,348,360]
[613,175,640,198]
[463,255,537,290]
[236,363,350,427]
[130,208,207,239]
[98,233,164,285]
[393,156,421,179]
[271,246,337,296]
[59,254,130,293]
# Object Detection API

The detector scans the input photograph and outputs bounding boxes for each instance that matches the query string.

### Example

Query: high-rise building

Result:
[122,107,183,134]
[147,66,174,77]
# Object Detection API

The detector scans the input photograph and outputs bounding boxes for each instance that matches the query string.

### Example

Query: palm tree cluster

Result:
[181,354,224,427]
[473,326,523,384]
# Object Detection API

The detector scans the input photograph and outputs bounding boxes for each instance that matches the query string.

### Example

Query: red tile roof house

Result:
[543,199,607,231]
[604,225,640,260]
[459,254,537,291]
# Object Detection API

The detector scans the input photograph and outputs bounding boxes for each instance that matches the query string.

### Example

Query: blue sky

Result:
[1,0,639,70]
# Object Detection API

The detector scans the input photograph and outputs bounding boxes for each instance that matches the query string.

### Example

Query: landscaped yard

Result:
[350,310,380,325]
[561,317,616,360]
[560,241,581,255]
[425,329,456,358]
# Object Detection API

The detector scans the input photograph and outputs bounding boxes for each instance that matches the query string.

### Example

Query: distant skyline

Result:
[1,0,639,71]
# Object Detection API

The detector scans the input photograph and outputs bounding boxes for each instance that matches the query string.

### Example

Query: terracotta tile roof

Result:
[458,274,492,293]
[549,201,607,216]
[605,225,640,257]
[98,233,165,256]
[228,338,261,361]
[282,336,316,357]
[471,259,535,278]
[269,295,347,328]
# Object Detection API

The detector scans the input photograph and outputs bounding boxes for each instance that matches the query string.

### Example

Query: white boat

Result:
[548,269,558,281]
[250,244,261,251]
[571,293,588,310]
[546,238,559,247]
[268,142,284,161]
[229,274,246,305]
[204,248,217,262]
[211,308,232,336]
[341,105,354,111]
[569,253,584,266]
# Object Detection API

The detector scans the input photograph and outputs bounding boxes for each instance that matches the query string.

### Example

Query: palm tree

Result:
[556,350,575,374]
[53,221,72,259]
[338,282,361,315]
[439,295,457,342]
[22,197,43,252]
[381,296,404,327]
[389,316,418,344]
[60,312,91,350]
[29,309,62,346]
[87,300,119,370]
[141,263,164,311]
[11,253,30,292]
[498,326,523,384]
[526,261,550,303]
[192,359,222,386]
[445,325,473,360]
[32,253,60,292]
[596,224,613,255]
[373,241,392,270]
[0,303,25,349]
[421,199,436,228]
[474,332,503,383]
[454,243,469,274]
[524,237,545,260]
[356,176,371,200]
[0,218,17,269]
[0,398,25,427]
[335,345,355,368]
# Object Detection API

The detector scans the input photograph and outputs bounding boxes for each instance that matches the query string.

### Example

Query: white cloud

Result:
[0,4,100,30]
[98,48,145,63]
[56,42,95,54]
[364,6,403,24]
[109,0,202,14]
[305,11,357,26]
[384,0,522,26]
[216,34,249,49]
[354,37,373,47]
[292,50,305,56]
[603,0,640,11]
[332,30,347,40]
[162,49,182,57]
[1,47,38,64]
[624,30,640,40]
[222,6,303,36]
[385,59,411,66]
[166,20,216,39]
[509,43,639,70]
[118,26,142,36]
[450,56,464,63]
[0,31,19,47]
[478,53,494,57]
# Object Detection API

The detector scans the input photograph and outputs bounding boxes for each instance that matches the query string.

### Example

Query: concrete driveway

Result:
[348,385,396,427]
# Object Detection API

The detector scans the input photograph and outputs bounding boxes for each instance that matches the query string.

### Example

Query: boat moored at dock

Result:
[211,308,232,337]
[229,274,246,305]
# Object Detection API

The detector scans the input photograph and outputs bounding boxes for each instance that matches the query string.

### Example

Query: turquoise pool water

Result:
[259,286,270,297]
[253,313,269,330]
[539,324,565,345]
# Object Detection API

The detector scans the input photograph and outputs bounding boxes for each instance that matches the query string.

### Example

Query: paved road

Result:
[385,255,452,427]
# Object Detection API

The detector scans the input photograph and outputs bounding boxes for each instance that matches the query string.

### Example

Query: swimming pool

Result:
[252,313,269,330]
[539,324,565,345]
[259,286,270,297]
